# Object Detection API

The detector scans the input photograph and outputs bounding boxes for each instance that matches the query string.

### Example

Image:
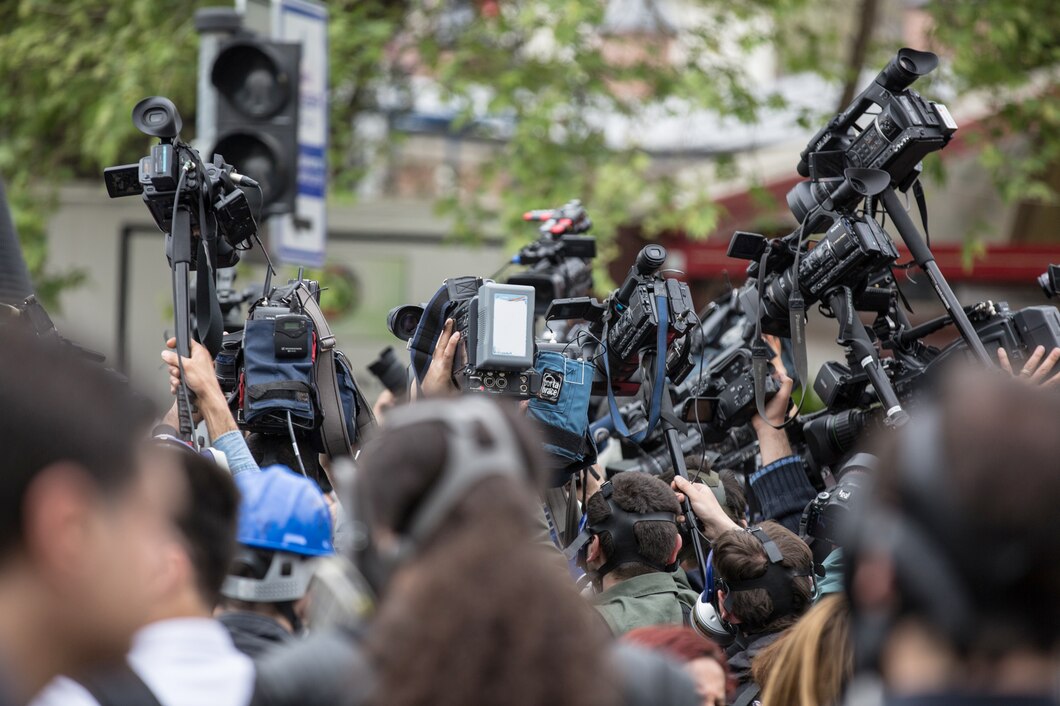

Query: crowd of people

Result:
[1,308,1059,706]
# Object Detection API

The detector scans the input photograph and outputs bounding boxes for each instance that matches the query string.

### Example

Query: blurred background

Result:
[1,0,1057,404]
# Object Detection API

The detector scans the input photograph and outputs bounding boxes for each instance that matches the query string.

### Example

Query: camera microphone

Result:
[231,172,259,188]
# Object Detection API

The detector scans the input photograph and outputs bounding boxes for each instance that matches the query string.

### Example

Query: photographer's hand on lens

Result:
[997,345,1060,387]
[419,318,460,398]
[161,337,238,437]
[672,475,739,542]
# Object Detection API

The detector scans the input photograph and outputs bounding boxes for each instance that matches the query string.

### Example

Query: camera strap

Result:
[194,180,223,357]
[601,292,669,443]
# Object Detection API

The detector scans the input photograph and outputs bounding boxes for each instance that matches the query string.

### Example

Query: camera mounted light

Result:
[132,96,183,140]
[211,41,293,120]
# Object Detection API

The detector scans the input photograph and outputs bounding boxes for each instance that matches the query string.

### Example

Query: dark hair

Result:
[360,400,619,706]
[162,446,239,606]
[869,368,1060,654]
[718,470,747,524]
[0,330,153,562]
[245,433,330,493]
[586,472,680,580]
[624,625,736,697]
[712,521,813,633]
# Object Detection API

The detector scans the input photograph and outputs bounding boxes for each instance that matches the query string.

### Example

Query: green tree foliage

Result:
[0,0,208,304]
[0,0,1056,303]
[928,0,1060,204]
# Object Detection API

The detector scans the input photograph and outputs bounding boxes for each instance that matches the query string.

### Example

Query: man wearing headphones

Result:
[674,471,815,705]
[575,472,699,636]
[216,465,336,657]
[708,522,814,703]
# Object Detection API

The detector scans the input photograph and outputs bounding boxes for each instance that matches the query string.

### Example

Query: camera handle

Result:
[879,187,992,366]
[656,389,710,588]
[827,287,909,429]
[169,204,198,443]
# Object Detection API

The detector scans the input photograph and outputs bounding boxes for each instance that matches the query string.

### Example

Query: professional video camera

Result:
[104,96,261,439]
[399,276,542,399]
[104,97,258,269]
[546,244,698,395]
[795,48,957,198]
[507,199,597,315]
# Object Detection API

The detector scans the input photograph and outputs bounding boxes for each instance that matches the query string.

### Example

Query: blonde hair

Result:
[754,595,852,706]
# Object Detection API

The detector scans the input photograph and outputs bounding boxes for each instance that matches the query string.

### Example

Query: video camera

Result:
[546,244,698,395]
[103,96,262,439]
[397,276,542,399]
[104,97,258,269]
[730,201,899,337]
[796,48,957,198]
[507,199,597,314]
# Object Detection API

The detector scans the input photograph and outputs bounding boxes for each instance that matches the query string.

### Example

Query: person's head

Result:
[847,368,1060,692]
[753,594,852,706]
[219,465,334,632]
[584,472,682,583]
[624,626,735,706]
[357,397,620,706]
[245,432,330,493]
[0,330,170,697]
[680,461,746,526]
[149,439,240,615]
[711,521,814,634]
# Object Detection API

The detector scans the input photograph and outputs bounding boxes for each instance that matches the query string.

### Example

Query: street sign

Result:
[271,0,328,267]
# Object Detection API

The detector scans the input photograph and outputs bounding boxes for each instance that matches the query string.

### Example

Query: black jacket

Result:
[218,611,292,658]
[726,630,784,705]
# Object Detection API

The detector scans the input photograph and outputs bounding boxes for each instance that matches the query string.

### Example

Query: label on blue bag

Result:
[539,369,564,404]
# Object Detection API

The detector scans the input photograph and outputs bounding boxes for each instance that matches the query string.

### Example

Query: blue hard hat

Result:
[234,465,334,557]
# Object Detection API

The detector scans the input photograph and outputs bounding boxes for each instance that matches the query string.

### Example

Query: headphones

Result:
[563,480,679,577]
[691,525,814,645]
[348,397,534,592]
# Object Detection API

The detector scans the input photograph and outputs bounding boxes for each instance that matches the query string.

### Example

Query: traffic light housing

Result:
[210,35,301,218]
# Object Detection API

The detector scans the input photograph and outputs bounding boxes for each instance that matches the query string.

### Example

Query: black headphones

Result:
[563,480,679,577]
[711,525,814,629]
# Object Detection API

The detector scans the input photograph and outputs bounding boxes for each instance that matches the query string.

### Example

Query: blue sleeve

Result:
[748,455,817,533]
[211,430,260,476]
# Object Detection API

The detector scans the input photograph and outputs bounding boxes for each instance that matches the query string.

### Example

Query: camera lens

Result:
[1037,265,1060,299]
[386,304,425,342]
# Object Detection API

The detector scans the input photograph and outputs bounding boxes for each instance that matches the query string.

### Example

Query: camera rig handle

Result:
[827,287,908,428]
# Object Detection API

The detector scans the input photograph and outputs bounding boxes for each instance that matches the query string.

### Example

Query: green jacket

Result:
[591,572,699,636]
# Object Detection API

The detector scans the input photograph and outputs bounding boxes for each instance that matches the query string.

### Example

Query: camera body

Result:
[733,214,899,336]
[507,235,596,316]
[681,346,781,442]
[446,278,542,398]
[104,98,256,268]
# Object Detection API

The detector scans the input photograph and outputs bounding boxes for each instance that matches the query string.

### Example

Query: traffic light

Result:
[210,35,301,218]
